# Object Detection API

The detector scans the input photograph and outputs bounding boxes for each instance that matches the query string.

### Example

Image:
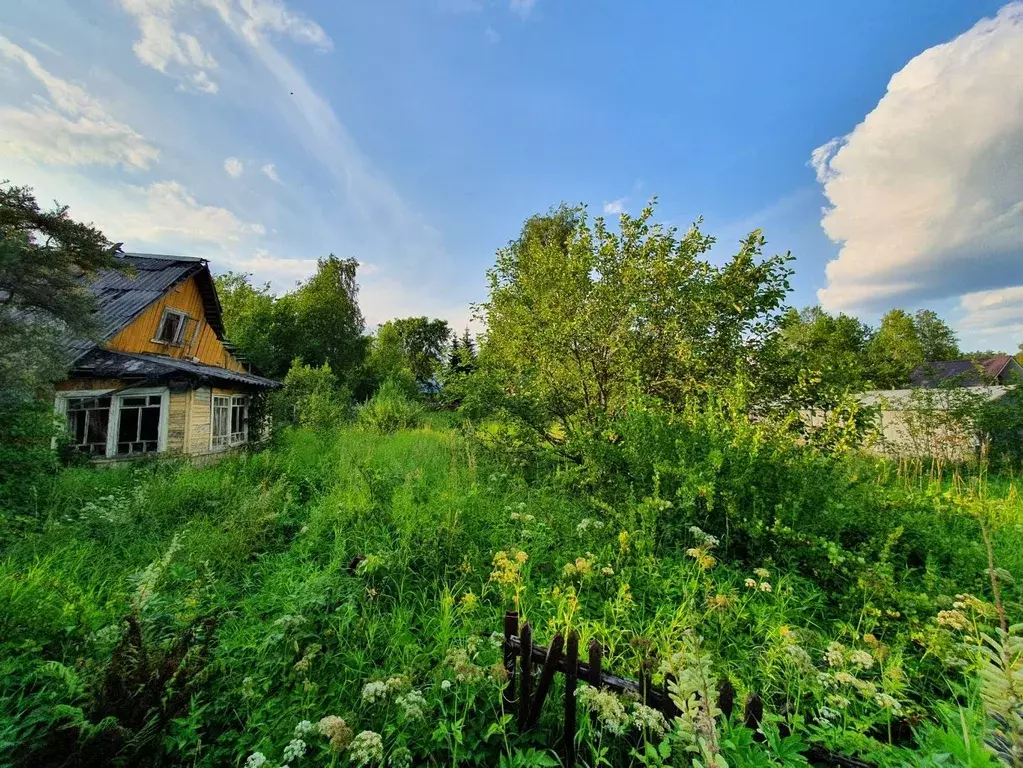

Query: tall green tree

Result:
[215,272,297,379]
[473,201,793,440]
[865,309,924,388]
[914,309,960,361]
[375,316,451,384]
[290,256,368,384]
[773,306,871,400]
[0,183,119,498]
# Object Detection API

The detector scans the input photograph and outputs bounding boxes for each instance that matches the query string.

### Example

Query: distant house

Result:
[909,355,1023,388]
[55,253,280,461]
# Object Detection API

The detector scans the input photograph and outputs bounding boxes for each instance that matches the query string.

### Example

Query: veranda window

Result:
[116,394,162,455]
[58,388,167,458]
[212,394,248,448]
[66,396,111,455]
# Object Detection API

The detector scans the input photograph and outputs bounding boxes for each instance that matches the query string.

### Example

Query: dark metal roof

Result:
[909,355,1019,388]
[69,252,229,361]
[71,349,281,389]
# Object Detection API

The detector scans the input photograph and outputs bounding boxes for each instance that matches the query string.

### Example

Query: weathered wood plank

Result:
[526,633,564,729]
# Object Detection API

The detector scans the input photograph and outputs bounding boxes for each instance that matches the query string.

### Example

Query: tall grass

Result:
[0,421,1020,766]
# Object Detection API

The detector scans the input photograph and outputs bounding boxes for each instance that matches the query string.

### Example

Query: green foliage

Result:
[0,182,119,513]
[915,309,961,363]
[273,359,354,431]
[369,317,451,387]
[357,378,425,433]
[216,256,369,385]
[977,388,1023,468]
[866,309,926,388]
[475,201,793,441]
[773,306,871,404]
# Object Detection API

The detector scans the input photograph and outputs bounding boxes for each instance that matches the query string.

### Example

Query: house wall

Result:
[106,275,247,372]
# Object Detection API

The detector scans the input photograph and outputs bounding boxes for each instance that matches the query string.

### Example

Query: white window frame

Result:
[210,393,249,450]
[54,386,170,459]
[153,307,189,346]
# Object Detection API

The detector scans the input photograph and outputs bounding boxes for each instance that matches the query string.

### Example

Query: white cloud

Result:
[813,3,1023,315]
[484,26,501,44]
[958,286,1023,342]
[603,198,625,215]
[510,0,537,18]
[112,180,265,242]
[224,156,243,176]
[261,162,280,182]
[119,0,220,93]
[28,37,63,57]
[214,0,333,49]
[0,36,159,169]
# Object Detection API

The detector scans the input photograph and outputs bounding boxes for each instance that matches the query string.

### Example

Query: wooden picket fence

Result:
[500,612,877,768]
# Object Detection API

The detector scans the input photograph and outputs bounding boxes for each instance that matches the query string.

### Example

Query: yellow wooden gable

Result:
[106,274,247,373]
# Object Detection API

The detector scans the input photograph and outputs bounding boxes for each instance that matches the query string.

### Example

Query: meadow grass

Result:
[1,423,1020,766]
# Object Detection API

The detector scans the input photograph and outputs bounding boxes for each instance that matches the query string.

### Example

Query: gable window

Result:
[155,308,188,345]
[57,388,168,459]
[212,394,248,449]
[66,396,111,455]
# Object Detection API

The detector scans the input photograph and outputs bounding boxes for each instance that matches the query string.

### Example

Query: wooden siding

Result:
[55,379,126,391]
[189,387,212,454]
[167,390,189,453]
[106,275,246,372]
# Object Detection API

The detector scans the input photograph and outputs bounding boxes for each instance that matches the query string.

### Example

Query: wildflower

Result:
[460,591,479,611]
[385,676,410,694]
[825,642,846,667]
[445,647,483,682]
[390,746,413,768]
[440,679,452,690]
[490,550,527,586]
[489,661,510,683]
[783,644,814,669]
[515,551,528,564]
[489,631,504,648]
[827,694,851,710]
[562,562,577,578]
[937,610,969,631]
[241,676,256,699]
[754,567,770,579]
[294,720,314,738]
[631,703,667,736]
[577,685,631,735]
[759,582,772,592]
[618,530,631,553]
[834,671,857,686]
[706,593,735,612]
[601,566,615,577]
[577,518,605,533]
[689,526,719,547]
[283,738,306,762]
[294,643,321,673]
[244,753,268,768]
[318,716,354,752]
[875,693,902,712]
[575,556,592,576]
[818,706,840,722]
[396,689,427,720]
[686,547,716,571]
[852,679,878,698]
[744,578,757,588]
[849,650,874,670]
[510,511,536,522]
[361,680,388,703]
[863,633,878,647]
[349,730,385,766]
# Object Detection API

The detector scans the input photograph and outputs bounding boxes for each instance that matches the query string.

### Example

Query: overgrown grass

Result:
[1,421,1021,766]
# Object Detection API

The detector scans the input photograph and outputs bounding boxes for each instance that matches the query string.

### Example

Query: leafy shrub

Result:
[357,378,424,434]
[271,359,353,432]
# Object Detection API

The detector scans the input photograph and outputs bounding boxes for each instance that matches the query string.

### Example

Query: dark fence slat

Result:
[588,639,602,688]
[564,631,579,767]
[503,612,519,711]
[526,633,564,729]
[518,622,533,730]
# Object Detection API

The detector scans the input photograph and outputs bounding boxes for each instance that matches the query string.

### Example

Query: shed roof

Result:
[71,349,281,390]
[909,355,1017,388]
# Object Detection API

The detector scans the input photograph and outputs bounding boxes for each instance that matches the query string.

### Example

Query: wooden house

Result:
[55,252,280,461]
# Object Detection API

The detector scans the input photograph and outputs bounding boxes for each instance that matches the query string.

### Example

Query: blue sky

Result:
[2,0,1022,350]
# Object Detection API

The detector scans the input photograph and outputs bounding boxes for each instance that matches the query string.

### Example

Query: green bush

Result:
[357,378,425,434]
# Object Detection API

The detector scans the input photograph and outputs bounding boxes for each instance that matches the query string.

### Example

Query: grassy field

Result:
[2,420,1021,767]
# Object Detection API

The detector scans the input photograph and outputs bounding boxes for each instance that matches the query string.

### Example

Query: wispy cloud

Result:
[224,156,243,177]
[119,0,220,93]
[509,0,537,19]
[261,162,280,182]
[484,26,501,44]
[0,35,159,169]
[603,198,625,215]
